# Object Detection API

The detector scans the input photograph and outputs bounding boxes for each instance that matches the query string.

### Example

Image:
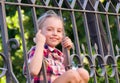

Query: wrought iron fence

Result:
[0,0,120,83]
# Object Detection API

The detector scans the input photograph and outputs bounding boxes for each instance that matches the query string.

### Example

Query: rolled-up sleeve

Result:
[23,46,36,76]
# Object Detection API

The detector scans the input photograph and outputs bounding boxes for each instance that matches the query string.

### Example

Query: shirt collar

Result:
[48,46,55,52]
[44,44,55,52]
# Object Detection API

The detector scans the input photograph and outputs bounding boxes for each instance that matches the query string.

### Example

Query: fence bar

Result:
[0,0,120,83]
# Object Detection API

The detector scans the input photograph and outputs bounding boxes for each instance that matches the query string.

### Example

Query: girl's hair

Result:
[37,10,64,29]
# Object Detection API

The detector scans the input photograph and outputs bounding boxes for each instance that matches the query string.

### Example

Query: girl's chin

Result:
[49,45,57,47]
[48,44,59,48]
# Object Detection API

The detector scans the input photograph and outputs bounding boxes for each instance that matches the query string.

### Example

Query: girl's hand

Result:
[33,30,46,45]
[61,37,73,50]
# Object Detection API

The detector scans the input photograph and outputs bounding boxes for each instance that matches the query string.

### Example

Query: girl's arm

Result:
[29,30,46,76]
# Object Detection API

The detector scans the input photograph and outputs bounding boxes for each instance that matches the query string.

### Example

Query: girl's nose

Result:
[53,30,57,35]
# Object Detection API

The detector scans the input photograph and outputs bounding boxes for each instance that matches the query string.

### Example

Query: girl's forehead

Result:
[43,17,64,27]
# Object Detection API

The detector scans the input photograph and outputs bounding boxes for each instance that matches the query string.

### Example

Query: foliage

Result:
[7,10,30,82]
[0,76,6,83]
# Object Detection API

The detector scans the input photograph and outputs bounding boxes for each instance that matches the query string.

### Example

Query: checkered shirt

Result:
[23,44,65,83]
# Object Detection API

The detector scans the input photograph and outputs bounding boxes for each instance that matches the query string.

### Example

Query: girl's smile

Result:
[41,17,64,48]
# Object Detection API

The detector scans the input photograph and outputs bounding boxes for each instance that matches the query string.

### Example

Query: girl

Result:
[23,10,89,83]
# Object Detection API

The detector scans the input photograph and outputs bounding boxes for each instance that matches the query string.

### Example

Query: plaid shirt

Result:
[23,44,65,83]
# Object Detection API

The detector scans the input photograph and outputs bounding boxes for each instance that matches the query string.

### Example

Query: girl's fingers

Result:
[34,29,46,44]
[38,29,41,33]
[62,37,73,49]
[33,30,42,43]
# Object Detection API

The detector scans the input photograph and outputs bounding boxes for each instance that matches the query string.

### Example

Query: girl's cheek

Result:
[61,33,64,38]
[41,30,46,35]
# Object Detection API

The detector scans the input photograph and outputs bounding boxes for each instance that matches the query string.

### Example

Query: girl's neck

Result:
[48,46,55,52]
[45,44,56,51]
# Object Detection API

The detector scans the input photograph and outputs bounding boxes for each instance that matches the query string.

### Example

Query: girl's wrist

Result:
[36,42,45,47]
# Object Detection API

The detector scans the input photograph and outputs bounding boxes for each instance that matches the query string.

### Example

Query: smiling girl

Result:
[23,10,89,83]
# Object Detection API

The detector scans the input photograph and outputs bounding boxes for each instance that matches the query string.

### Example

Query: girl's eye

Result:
[57,29,63,33]
[57,30,62,32]
[47,28,52,31]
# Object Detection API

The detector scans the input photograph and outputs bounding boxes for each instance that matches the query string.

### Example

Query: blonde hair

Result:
[37,10,64,29]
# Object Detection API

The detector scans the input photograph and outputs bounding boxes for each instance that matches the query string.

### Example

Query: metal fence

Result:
[0,0,120,83]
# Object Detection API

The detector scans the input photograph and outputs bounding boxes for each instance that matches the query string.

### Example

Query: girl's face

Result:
[41,17,64,48]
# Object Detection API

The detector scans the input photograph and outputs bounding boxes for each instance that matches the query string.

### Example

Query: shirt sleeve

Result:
[27,46,36,63]
[23,46,36,76]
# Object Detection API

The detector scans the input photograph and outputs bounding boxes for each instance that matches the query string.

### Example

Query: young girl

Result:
[23,10,89,83]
